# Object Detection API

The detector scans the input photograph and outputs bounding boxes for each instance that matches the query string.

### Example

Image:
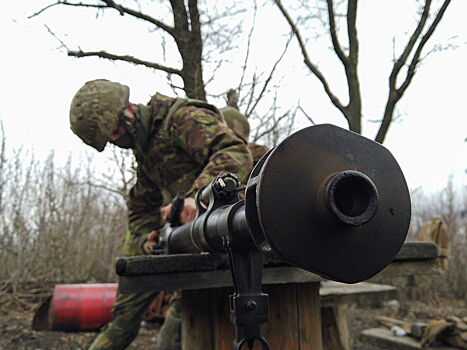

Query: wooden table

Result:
[117,242,440,350]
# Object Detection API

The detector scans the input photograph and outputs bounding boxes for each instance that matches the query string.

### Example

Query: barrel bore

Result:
[325,170,378,226]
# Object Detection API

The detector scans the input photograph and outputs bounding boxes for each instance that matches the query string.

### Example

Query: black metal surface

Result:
[225,242,270,350]
[247,124,411,283]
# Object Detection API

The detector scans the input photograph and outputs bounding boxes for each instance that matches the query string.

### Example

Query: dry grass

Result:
[409,178,467,299]
[0,136,130,296]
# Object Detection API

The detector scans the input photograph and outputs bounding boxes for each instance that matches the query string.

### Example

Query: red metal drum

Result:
[51,283,117,331]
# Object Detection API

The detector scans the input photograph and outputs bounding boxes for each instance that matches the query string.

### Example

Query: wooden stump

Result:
[182,283,323,350]
[321,305,352,350]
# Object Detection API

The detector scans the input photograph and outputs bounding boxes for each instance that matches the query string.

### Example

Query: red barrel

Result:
[51,283,117,331]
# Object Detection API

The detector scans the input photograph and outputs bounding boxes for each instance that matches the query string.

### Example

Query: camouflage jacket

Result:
[126,93,253,248]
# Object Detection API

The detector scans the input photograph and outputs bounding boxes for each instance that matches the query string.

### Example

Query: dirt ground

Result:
[0,292,159,350]
[0,292,465,350]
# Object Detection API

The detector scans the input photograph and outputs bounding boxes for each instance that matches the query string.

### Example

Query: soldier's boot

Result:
[89,291,157,350]
[155,300,182,350]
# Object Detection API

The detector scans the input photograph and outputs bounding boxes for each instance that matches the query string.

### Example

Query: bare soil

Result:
[0,293,158,350]
[0,291,465,350]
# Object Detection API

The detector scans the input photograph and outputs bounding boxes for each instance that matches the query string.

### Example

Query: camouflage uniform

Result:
[220,106,270,165]
[70,81,253,350]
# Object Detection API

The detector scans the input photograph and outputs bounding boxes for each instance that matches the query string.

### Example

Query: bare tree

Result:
[274,0,452,143]
[219,2,298,146]
[31,1,299,144]
[30,1,245,101]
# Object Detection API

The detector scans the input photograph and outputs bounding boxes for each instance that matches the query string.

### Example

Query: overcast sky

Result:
[0,0,466,194]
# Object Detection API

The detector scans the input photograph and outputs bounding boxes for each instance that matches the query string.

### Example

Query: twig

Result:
[68,50,182,75]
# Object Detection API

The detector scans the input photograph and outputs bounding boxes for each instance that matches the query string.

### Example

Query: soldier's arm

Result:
[169,106,253,195]
[127,168,164,253]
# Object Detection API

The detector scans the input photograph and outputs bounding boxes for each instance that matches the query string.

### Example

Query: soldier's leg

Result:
[155,299,182,350]
[89,290,158,350]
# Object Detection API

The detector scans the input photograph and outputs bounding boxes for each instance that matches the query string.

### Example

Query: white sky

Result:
[0,0,466,193]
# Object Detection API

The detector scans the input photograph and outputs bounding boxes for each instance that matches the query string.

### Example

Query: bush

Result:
[0,144,129,293]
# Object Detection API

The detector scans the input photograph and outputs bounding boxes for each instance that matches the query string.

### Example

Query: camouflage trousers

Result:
[89,291,181,350]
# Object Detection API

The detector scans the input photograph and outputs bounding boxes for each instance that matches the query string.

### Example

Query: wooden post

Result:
[321,305,352,350]
[182,282,323,350]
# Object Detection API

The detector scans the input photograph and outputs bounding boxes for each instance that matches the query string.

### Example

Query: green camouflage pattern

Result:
[87,92,252,350]
[126,94,253,249]
[155,300,182,350]
[70,80,130,152]
[89,290,158,350]
[220,106,250,143]
[248,143,270,165]
[89,292,181,350]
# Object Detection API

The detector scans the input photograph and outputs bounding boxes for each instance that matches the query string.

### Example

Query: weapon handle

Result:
[152,192,186,255]
[168,192,185,226]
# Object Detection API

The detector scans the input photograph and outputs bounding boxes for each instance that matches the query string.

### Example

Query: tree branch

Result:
[245,34,293,118]
[389,0,432,91]
[100,0,175,35]
[29,1,106,18]
[346,0,358,63]
[30,1,175,36]
[376,0,452,143]
[274,0,347,116]
[44,24,70,51]
[326,0,347,64]
[170,0,189,36]
[68,50,182,75]
[188,0,201,38]
[397,0,451,97]
[237,0,258,93]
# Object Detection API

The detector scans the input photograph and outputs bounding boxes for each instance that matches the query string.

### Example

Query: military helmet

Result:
[69,79,130,152]
[220,106,250,143]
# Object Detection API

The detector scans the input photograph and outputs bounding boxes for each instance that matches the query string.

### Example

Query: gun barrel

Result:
[168,202,250,254]
[161,124,411,284]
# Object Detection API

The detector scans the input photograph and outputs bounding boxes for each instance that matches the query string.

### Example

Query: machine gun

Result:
[117,124,411,350]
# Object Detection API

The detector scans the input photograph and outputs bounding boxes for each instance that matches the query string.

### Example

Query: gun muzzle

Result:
[164,124,411,283]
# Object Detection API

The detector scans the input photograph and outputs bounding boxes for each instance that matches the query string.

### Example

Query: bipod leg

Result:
[224,240,270,350]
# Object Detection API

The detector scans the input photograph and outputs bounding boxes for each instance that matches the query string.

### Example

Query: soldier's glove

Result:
[142,230,159,255]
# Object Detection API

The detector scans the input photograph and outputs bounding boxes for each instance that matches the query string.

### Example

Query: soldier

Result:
[220,106,270,165]
[69,79,253,350]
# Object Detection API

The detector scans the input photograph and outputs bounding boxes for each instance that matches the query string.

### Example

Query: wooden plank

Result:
[263,284,300,350]
[116,242,440,277]
[360,328,457,350]
[181,289,214,350]
[211,288,235,350]
[119,259,438,294]
[320,281,397,307]
[116,252,227,276]
[119,266,320,293]
[394,242,438,261]
[119,258,435,294]
[297,283,323,350]
[369,260,443,282]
